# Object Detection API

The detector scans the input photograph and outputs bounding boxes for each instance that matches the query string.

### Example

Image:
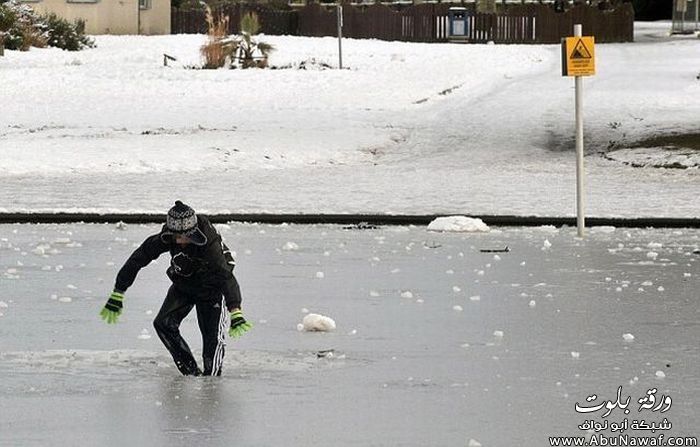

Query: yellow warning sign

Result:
[562,36,595,77]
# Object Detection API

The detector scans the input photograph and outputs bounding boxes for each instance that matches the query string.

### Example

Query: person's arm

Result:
[207,237,242,311]
[114,234,168,293]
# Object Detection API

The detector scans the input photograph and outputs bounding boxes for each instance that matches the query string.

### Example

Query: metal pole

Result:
[574,24,585,238]
[337,5,343,69]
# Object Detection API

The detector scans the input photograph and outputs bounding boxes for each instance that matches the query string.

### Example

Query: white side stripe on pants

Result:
[212,296,228,375]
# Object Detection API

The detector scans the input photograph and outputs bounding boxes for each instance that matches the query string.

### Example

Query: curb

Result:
[0,213,698,228]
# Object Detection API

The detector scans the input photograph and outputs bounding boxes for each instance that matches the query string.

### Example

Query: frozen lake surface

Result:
[0,223,698,446]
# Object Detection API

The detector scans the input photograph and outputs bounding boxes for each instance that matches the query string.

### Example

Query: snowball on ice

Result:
[623,333,635,342]
[571,351,580,359]
[493,330,504,338]
[427,216,489,233]
[315,271,325,279]
[528,300,536,308]
[282,242,299,251]
[400,291,414,299]
[452,305,463,312]
[468,439,483,447]
[655,371,666,379]
[301,313,336,332]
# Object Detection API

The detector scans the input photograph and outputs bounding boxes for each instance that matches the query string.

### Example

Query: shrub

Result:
[0,0,47,50]
[200,5,231,69]
[236,12,273,69]
[0,0,93,51]
[43,13,94,51]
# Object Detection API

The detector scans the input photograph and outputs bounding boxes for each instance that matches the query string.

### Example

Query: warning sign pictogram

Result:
[562,36,595,76]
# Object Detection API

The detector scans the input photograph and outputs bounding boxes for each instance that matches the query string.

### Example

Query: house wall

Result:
[140,0,171,35]
[21,0,171,35]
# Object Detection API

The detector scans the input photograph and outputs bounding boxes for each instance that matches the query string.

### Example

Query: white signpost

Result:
[562,24,596,237]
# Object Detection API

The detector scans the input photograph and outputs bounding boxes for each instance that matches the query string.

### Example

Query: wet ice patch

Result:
[427,216,489,233]
[300,313,336,332]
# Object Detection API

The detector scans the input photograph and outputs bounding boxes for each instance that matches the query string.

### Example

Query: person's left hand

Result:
[228,309,252,338]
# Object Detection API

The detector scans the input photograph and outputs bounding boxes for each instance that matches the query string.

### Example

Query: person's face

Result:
[174,234,192,246]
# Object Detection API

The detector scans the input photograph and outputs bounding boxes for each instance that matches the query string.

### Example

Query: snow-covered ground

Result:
[0,22,698,216]
[0,223,698,446]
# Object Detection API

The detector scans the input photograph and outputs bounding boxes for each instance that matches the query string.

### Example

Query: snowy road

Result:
[0,223,698,446]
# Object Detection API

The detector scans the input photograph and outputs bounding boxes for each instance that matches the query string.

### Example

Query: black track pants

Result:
[153,285,228,376]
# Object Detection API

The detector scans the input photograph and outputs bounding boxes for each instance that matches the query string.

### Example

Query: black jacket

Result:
[114,216,242,310]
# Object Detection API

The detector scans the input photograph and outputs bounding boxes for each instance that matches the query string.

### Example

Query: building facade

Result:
[21,0,171,35]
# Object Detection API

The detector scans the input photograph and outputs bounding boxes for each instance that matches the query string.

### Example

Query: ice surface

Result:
[0,223,697,446]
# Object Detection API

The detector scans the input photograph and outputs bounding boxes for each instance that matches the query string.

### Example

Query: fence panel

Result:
[171,3,633,44]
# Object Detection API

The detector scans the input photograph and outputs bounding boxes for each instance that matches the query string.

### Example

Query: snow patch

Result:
[427,216,489,233]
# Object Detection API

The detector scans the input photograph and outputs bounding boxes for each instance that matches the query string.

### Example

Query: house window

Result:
[139,0,152,9]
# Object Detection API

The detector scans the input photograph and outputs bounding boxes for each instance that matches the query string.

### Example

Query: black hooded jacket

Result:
[114,216,242,310]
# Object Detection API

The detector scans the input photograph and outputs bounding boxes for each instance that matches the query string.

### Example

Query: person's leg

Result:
[153,286,200,376]
[196,295,228,376]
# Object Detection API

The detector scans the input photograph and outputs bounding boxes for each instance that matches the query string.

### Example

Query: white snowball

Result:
[543,239,552,249]
[315,271,325,279]
[369,291,380,297]
[493,330,504,338]
[452,286,461,293]
[528,300,536,308]
[655,371,666,379]
[468,438,482,447]
[646,252,658,260]
[453,305,463,312]
[469,295,481,302]
[400,291,414,299]
[571,351,580,359]
[296,323,304,332]
[623,333,635,342]
[0,301,8,308]
[301,313,336,332]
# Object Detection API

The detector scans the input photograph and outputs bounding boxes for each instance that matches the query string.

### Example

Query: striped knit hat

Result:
[162,201,207,245]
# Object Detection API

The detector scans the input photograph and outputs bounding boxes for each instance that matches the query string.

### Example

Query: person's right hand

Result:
[100,291,124,324]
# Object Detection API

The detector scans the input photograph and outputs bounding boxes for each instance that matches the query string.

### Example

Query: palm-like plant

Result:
[235,12,274,69]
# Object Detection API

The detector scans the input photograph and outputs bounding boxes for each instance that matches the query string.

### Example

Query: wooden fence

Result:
[171,2,634,43]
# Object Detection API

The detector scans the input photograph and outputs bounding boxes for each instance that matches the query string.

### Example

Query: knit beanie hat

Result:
[162,201,207,246]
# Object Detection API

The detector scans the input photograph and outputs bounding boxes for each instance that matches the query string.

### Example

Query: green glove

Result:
[100,291,124,324]
[228,310,252,338]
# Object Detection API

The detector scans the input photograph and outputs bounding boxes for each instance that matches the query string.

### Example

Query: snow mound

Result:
[301,313,336,332]
[427,216,489,233]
